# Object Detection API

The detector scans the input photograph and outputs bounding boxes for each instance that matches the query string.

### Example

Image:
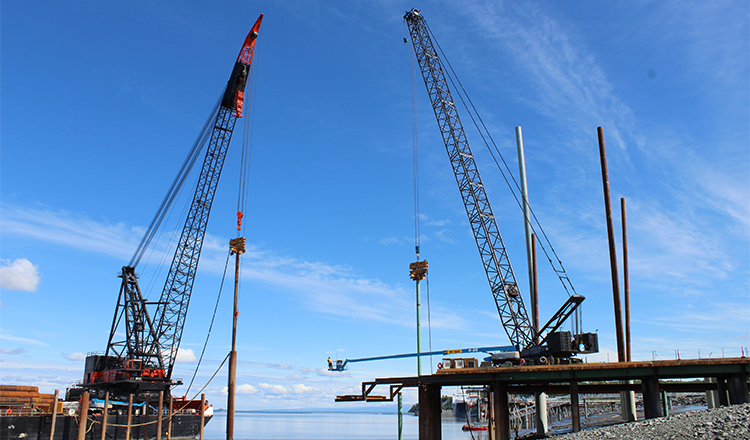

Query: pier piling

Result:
[101,392,110,440]
[49,389,59,440]
[125,395,133,440]
[570,380,580,432]
[156,391,163,440]
[417,384,441,439]
[76,391,90,440]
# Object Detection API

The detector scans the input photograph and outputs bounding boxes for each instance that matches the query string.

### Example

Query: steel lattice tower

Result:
[405,9,535,349]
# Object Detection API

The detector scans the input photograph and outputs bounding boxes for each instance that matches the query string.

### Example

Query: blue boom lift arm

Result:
[327,345,516,371]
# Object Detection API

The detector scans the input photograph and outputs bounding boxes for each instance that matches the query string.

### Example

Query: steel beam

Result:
[338,358,750,430]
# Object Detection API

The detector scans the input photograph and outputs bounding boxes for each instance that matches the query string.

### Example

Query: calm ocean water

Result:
[202,411,491,440]
[202,405,711,439]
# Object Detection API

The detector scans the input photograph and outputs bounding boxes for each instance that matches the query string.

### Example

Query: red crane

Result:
[69,14,264,404]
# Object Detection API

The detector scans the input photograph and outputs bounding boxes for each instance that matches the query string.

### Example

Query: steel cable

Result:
[129,95,222,268]
[237,32,261,237]
[185,250,231,396]
[425,22,577,297]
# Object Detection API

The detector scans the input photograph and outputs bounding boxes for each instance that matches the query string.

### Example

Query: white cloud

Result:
[291,383,318,394]
[257,383,287,395]
[175,348,198,363]
[64,352,86,361]
[220,384,260,395]
[0,204,471,331]
[0,259,41,292]
[317,369,350,378]
[236,384,259,395]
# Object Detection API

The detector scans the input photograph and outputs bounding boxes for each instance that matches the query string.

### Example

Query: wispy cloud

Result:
[0,332,47,346]
[379,237,402,246]
[452,0,748,295]
[462,1,635,150]
[263,363,293,370]
[1,204,140,261]
[235,255,474,330]
[418,213,452,227]
[1,204,471,331]
[0,348,28,355]
[646,0,749,99]
[642,302,750,336]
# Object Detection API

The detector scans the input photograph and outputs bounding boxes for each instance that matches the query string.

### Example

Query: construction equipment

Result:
[328,346,516,372]
[404,9,597,364]
[68,15,264,403]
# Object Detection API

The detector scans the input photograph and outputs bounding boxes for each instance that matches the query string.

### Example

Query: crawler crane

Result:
[404,9,597,365]
[67,15,264,403]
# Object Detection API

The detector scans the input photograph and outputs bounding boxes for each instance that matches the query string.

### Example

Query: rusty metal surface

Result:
[336,358,750,402]
[434,357,750,376]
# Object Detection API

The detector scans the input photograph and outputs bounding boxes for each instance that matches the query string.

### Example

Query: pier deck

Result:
[336,357,750,440]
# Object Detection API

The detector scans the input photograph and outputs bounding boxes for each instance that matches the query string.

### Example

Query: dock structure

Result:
[336,357,750,440]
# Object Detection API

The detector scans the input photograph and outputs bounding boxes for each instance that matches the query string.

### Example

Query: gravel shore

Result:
[549,403,750,440]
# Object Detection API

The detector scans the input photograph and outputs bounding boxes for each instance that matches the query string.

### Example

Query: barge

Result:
[1,385,211,440]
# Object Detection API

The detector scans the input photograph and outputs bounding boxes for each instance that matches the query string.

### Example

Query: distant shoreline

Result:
[213,409,410,415]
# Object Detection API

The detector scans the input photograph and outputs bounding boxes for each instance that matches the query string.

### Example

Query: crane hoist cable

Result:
[134,95,225,318]
[237,30,262,237]
[187,62,260,390]
[129,96,222,269]
[188,29,263,397]
[422,19,578,299]
[231,33,261,363]
[236,61,255,235]
[405,10,596,351]
[101,14,266,385]
[186,249,232,396]
[411,36,421,257]
[141,138,217,299]
[409,35,435,374]
[426,275,434,374]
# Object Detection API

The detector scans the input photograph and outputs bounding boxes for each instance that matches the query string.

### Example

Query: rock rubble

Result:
[550,403,749,440]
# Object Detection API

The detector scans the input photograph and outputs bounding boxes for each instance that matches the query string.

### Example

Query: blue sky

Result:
[1,0,748,411]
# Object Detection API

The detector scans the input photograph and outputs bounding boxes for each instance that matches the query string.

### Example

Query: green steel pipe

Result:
[416,278,422,376]
[397,392,403,440]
